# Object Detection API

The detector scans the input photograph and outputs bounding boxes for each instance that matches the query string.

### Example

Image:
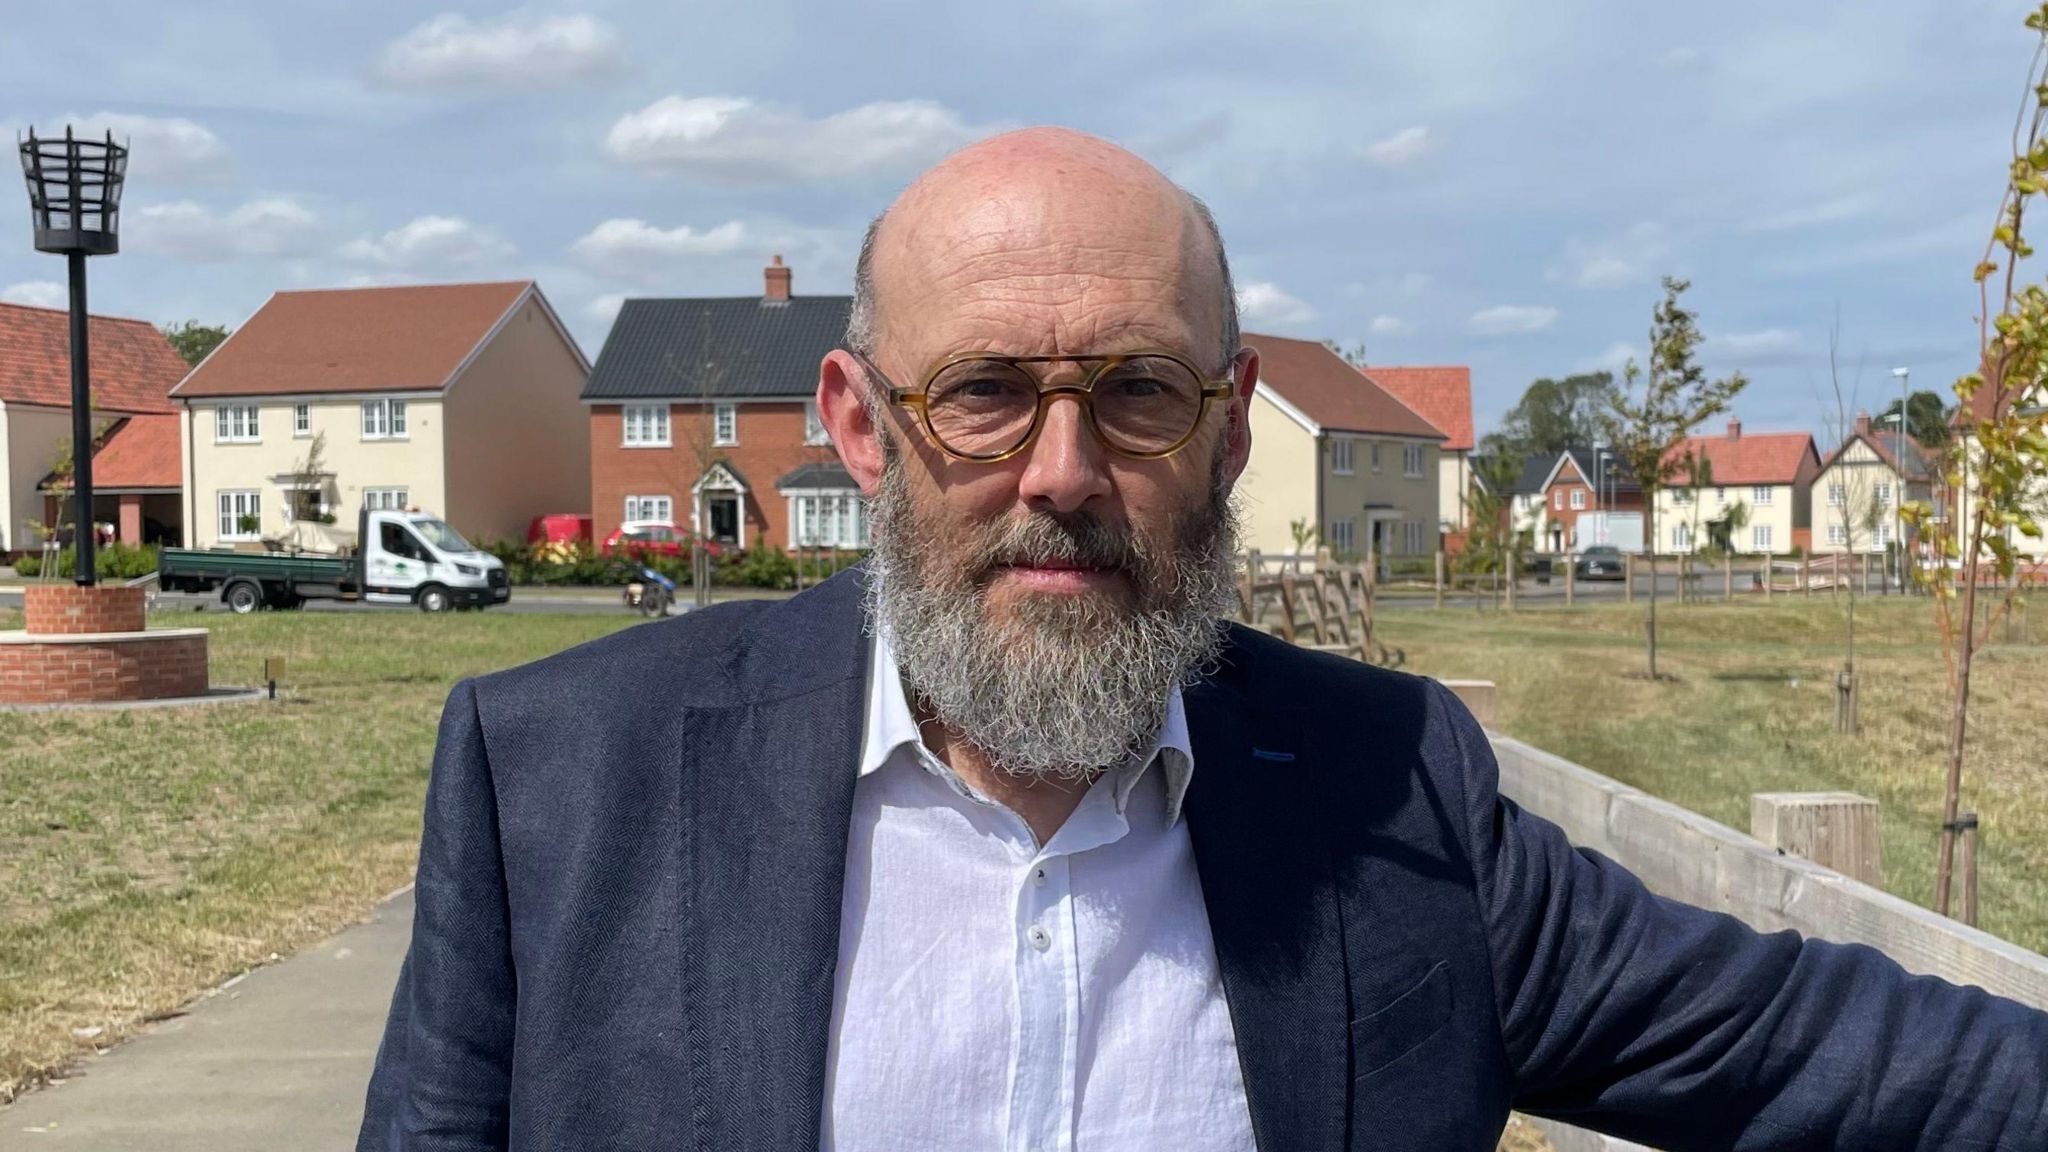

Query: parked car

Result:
[602,520,722,559]
[528,513,593,546]
[1575,545,1626,581]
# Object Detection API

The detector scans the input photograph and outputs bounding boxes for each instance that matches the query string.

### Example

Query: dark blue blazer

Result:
[360,568,2047,1151]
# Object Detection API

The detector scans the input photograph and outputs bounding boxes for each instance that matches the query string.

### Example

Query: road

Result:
[0,585,790,618]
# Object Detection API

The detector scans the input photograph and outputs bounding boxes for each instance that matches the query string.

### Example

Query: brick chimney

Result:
[763,254,791,303]
[1726,417,1742,440]
[1854,411,1872,436]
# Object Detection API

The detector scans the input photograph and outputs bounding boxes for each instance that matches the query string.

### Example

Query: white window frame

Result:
[623,404,672,448]
[1403,443,1425,478]
[217,490,260,540]
[1672,488,1692,505]
[1570,488,1586,510]
[1753,524,1774,552]
[804,401,832,446]
[1874,482,1892,507]
[1674,522,1693,550]
[1369,442,1382,473]
[1827,482,1845,507]
[1327,518,1355,554]
[1877,521,1893,549]
[1827,523,1848,546]
[1331,438,1354,476]
[293,404,310,438]
[1553,490,1563,510]
[788,492,869,550]
[214,404,260,444]
[1752,485,1774,506]
[363,487,409,512]
[1403,521,1424,554]
[361,399,409,441]
[713,403,738,447]
[624,494,675,524]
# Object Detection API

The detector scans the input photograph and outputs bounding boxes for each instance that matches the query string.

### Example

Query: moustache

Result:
[965,512,1145,581]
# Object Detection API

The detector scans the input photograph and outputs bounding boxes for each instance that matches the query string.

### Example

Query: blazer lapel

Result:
[1185,664,1350,1152]
[674,573,868,1151]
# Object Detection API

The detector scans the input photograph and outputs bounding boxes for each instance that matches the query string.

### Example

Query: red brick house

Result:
[0,302,185,553]
[583,258,856,552]
[1539,445,1643,552]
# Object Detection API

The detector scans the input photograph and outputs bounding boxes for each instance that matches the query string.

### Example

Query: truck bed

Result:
[157,547,353,585]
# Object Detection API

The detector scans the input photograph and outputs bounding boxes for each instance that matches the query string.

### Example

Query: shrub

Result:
[15,542,158,581]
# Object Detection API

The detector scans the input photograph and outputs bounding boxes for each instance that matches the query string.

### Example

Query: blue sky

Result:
[0,1,2036,440]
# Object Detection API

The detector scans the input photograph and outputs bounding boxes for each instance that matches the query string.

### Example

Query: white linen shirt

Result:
[820,629,1257,1152]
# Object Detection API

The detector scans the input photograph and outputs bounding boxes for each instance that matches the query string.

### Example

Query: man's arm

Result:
[1427,681,2048,1150]
[358,680,517,1152]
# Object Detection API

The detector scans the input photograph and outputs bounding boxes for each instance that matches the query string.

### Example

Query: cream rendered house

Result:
[172,282,589,549]
[1811,414,1934,556]
[1652,420,1820,555]
[1237,334,1446,560]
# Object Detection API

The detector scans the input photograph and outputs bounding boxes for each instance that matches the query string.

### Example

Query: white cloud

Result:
[570,218,749,266]
[1746,197,1869,233]
[1548,222,1670,289]
[378,13,623,90]
[1368,314,1413,336]
[130,197,321,261]
[585,293,627,326]
[1468,304,1558,336]
[603,96,991,184]
[1236,281,1317,327]
[29,112,232,182]
[1,281,67,308]
[340,215,514,270]
[1365,125,1434,167]
[1577,341,1639,373]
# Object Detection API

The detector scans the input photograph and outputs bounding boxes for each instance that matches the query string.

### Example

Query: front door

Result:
[707,494,741,547]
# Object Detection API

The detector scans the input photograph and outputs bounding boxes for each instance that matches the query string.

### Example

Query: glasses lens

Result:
[925,359,1041,457]
[1091,356,1204,454]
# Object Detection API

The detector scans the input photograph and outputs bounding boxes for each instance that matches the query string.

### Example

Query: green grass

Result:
[1377,595,2048,958]
[0,608,636,1102]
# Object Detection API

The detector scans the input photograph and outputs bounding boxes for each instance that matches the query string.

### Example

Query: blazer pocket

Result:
[1349,960,1453,1081]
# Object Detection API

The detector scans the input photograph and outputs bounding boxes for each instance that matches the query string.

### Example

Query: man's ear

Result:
[819,350,888,496]
[1223,345,1260,485]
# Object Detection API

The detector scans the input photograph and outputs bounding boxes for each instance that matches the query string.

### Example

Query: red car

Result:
[601,520,721,559]
[528,513,592,546]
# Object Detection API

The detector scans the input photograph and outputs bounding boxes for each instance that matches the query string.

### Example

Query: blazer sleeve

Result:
[1426,680,2048,1151]
[357,679,517,1152]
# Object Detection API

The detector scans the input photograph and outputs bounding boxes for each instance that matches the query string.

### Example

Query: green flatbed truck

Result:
[157,507,510,613]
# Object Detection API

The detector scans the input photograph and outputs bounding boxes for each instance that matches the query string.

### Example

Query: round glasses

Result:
[854,348,1236,463]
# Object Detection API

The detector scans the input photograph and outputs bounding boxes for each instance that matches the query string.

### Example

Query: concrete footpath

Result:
[1,890,412,1151]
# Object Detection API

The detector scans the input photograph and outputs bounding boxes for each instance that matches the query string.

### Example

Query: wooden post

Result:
[1723,553,1734,601]
[1434,549,1445,610]
[1624,554,1635,604]
[1958,812,1980,928]
[1750,792,1883,887]
[1834,667,1858,735]
[1763,557,1772,601]
[1564,553,1575,606]
[1438,678,1497,728]
[1505,550,1518,611]
[1800,555,1811,598]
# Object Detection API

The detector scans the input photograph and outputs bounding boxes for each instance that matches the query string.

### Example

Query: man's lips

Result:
[992,561,1123,591]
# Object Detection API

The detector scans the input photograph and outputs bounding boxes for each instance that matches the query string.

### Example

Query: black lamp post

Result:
[18,127,126,586]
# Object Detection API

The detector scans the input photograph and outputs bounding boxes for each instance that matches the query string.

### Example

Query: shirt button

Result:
[1032,867,1048,887]
[1026,925,1051,951]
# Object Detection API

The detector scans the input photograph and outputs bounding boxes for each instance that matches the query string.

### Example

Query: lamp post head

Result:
[18,127,127,257]
[1890,366,1911,381]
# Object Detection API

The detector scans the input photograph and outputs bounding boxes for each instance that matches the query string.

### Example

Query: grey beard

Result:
[864,438,1240,784]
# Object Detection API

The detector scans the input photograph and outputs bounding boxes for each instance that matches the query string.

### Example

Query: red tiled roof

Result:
[1363,365,1473,450]
[90,415,182,489]
[172,281,532,399]
[1250,334,1446,439]
[1662,426,1818,485]
[0,302,184,414]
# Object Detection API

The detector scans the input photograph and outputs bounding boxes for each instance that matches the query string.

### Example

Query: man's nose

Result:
[1016,393,1112,514]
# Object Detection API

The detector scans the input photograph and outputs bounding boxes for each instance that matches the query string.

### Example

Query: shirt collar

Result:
[858,626,1194,825]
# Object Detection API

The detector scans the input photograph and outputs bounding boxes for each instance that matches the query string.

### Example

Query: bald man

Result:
[359,130,2048,1151]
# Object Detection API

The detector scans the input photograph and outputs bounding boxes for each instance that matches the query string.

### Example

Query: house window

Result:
[1403,521,1425,554]
[1753,524,1774,552]
[1327,518,1355,554]
[1827,524,1848,546]
[364,487,409,512]
[217,490,260,540]
[362,399,408,440]
[713,403,738,446]
[1827,482,1845,506]
[1403,444,1425,477]
[293,404,310,438]
[1673,522,1693,550]
[625,495,674,524]
[1878,522,1893,549]
[1553,490,1564,510]
[1570,489,1586,510]
[791,493,869,549]
[1716,486,1727,504]
[1874,482,1892,506]
[1331,438,1354,475]
[1370,443,1382,472]
[623,404,671,447]
[214,404,260,444]
[1673,488,1692,505]
[804,401,832,446]
[1752,485,1774,505]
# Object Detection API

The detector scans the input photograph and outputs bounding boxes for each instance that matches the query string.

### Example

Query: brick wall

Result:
[24,584,147,635]
[0,633,208,704]
[589,402,848,550]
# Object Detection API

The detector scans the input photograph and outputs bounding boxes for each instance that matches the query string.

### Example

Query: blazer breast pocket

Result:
[1349,960,1454,1081]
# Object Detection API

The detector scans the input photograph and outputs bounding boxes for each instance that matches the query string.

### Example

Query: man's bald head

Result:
[844,127,1238,371]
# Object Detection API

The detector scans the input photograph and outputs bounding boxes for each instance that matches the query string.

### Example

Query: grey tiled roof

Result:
[583,296,852,400]
[776,461,856,491]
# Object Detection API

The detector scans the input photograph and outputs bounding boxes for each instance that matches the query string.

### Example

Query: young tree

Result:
[1901,3,2048,918]
[1462,452,1524,611]
[1819,324,1882,734]
[1600,278,1748,678]
[161,320,230,367]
